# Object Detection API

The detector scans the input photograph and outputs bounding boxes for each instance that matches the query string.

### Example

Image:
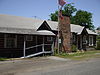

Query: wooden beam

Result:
[23,35,26,58]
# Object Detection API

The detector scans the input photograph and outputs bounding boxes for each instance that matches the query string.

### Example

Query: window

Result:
[47,37,53,41]
[5,34,17,48]
[73,34,76,42]
[89,36,93,46]
[26,35,33,41]
[83,36,87,42]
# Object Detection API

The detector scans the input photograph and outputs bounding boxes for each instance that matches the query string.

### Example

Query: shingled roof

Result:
[46,20,84,35]
[0,14,97,35]
[0,14,55,35]
[46,20,96,35]
[0,14,43,30]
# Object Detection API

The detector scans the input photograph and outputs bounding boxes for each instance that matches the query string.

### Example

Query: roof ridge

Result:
[0,14,44,21]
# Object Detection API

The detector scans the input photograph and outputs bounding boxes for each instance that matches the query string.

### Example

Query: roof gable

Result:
[86,29,97,35]
[37,21,52,31]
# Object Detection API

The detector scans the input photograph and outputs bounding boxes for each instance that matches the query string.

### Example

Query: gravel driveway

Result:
[0,56,72,75]
[0,56,100,75]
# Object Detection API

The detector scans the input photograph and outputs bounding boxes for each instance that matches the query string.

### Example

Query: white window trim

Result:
[26,35,33,41]
[4,34,17,48]
[89,35,93,46]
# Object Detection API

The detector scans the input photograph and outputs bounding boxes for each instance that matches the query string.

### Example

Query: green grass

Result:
[55,50,100,60]
[0,58,8,61]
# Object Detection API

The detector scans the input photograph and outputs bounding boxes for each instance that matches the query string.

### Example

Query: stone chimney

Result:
[59,16,71,52]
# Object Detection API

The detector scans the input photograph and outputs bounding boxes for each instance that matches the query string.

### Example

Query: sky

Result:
[0,0,100,28]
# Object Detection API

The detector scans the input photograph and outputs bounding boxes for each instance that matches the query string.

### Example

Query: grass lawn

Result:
[0,58,8,61]
[55,50,100,60]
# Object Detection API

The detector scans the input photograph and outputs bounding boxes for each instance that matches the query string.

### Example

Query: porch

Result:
[22,35,54,58]
[0,30,55,58]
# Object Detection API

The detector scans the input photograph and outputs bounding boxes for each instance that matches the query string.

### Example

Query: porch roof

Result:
[70,24,84,34]
[37,30,55,36]
[86,29,97,35]
[0,27,55,36]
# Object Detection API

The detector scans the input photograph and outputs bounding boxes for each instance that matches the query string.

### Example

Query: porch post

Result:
[80,35,82,49]
[77,35,79,49]
[36,36,37,52]
[52,41,54,55]
[42,36,45,52]
[23,35,26,58]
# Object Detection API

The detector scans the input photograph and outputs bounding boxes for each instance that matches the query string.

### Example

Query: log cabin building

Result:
[0,14,97,58]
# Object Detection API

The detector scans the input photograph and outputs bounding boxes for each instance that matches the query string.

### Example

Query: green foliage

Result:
[54,48,59,55]
[96,26,100,35]
[97,26,100,30]
[50,3,77,21]
[0,58,7,61]
[55,50,100,60]
[71,45,77,52]
[96,35,100,50]
[97,35,100,41]
[63,3,77,17]
[96,41,100,50]
[50,11,58,21]
[71,10,94,30]
[49,3,94,30]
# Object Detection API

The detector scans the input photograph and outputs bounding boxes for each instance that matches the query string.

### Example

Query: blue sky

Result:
[0,0,100,28]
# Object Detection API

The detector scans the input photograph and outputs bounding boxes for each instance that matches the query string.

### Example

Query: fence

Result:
[22,43,54,58]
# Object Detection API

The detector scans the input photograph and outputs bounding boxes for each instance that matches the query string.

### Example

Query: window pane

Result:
[26,35,33,41]
[5,34,16,48]
[90,37,92,45]
[89,36,93,46]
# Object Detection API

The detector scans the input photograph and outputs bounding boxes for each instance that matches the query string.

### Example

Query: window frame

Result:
[73,34,76,42]
[26,35,33,41]
[89,35,93,46]
[4,34,17,48]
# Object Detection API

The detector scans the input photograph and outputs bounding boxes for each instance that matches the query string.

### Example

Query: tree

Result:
[50,3,77,21]
[71,10,94,30]
[97,26,100,30]
[96,27,100,49]
[63,3,77,17]
[49,4,95,30]
[50,11,58,21]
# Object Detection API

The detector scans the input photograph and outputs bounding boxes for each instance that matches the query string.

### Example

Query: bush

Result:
[54,48,58,55]
[0,58,7,61]
[96,40,100,50]
[96,35,100,50]
[71,45,77,52]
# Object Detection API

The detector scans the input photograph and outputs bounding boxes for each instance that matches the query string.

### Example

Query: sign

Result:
[59,39,61,43]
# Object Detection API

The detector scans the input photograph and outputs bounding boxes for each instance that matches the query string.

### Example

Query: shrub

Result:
[54,48,58,55]
[96,35,100,50]
[96,40,100,50]
[71,45,77,52]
